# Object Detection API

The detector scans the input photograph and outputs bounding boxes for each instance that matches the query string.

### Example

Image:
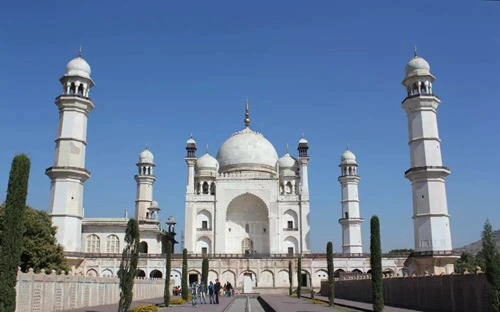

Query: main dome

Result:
[216,127,279,173]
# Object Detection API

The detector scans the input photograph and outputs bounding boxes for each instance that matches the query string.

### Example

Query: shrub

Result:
[131,304,158,312]
[170,297,186,305]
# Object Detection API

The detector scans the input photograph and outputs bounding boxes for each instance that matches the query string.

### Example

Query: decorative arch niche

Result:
[226,193,270,254]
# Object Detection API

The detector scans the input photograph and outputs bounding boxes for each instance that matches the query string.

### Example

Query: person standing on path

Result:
[199,281,207,304]
[191,282,199,307]
[208,281,215,304]
[215,279,221,304]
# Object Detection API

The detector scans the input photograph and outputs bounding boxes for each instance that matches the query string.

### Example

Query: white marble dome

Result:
[65,56,91,79]
[139,148,154,163]
[196,152,218,171]
[216,127,279,172]
[341,149,357,165]
[149,200,159,208]
[405,56,430,76]
[278,153,299,176]
[187,136,196,145]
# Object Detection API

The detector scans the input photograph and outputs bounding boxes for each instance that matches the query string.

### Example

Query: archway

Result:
[150,269,163,279]
[136,269,146,278]
[139,241,148,254]
[226,193,269,254]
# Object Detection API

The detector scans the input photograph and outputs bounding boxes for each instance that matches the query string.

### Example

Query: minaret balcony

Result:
[45,166,91,181]
[283,227,298,231]
[338,217,364,225]
[404,166,451,181]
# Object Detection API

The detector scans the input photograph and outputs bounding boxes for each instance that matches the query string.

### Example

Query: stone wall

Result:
[320,272,492,312]
[15,268,164,312]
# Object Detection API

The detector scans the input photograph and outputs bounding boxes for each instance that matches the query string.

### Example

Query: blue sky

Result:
[0,0,499,253]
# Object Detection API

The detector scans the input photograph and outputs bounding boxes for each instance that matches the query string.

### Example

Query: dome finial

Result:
[244,98,250,127]
[206,144,209,153]
[414,44,418,57]
[286,143,289,153]
[346,142,349,150]
[145,141,148,150]
[79,45,82,57]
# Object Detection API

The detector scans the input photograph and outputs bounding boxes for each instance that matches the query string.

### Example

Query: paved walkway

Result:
[62,296,234,312]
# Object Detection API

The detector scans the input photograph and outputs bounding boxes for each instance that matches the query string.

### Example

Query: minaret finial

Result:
[79,45,82,57]
[145,142,148,149]
[190,133,193,138]
[244,98,250,127]
[286,143,289,153]
[301,133,305,138]
[206,144,209,153]
[346,143,349,150]
[414,44,418,57]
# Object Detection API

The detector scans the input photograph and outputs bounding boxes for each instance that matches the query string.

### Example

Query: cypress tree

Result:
[0,154,31,312]
[296,257,302,298]
[327,241,335,307]
[481,219,500,311]
[164,241,172,307]
[202,258,209,287]
[370,215,384,312]
[181,248,189,301]
[288,261,293,296]
[118,219,140,312]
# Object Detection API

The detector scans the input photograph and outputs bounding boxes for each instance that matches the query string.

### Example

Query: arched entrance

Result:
[226,193,269,254]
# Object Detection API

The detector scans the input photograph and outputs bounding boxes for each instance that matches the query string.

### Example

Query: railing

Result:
[55,94,92,101]
[45,166,91,176]
[196,228,212,231]
[65,251,428,259]
[404,165,450,175]
[283,228,299,231]
[411,250,457,257]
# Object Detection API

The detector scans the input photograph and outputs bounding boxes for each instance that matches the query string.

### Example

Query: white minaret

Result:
[402,47,453,255]
[134,147,156,220]
[297,135,311,253]
[184,135,197,253]
[46,49,95,253]
[338,148,363,255]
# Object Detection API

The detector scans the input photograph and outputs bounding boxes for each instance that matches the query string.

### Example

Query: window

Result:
[86,234,100,253]
[344,212,349,219]
[245,224,250,233]
[242,238,253,254]
[106,234,120,253]
[201,247,208,255]
[287,221,294,229]
[288,247,294,254]
[202,221,208,229]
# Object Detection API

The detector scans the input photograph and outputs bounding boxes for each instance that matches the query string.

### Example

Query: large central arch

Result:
[226,193,269,254]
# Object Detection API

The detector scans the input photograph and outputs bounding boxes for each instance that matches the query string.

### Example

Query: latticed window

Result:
[242,238,253,254]
[86,234,100,253]
[106,235,120,253]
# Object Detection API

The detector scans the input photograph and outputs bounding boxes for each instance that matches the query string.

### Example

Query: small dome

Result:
[187,136,196,145]
[341,149,357,165]
[149,200,159,208]
[299,136,308,144]
[139,148,154,163]
[195,152,218,171]
[65,56,91,79]
[216,127,278,173]
[405,56,430,76]
[278,153,299,176]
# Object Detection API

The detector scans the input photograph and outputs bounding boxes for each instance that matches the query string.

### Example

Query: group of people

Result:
[189,279,234,307]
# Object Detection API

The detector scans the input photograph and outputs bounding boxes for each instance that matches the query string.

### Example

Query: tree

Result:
[296,256,302,299]
[370,215,384,312]
[481,219,500,311]
[327,241,335,307]
[118,219,140,312]
[202,258,209,287]
[0,154,31,312]
[0,205,68,274]
[181,248,188,301]
[454,252,478,274]
[288,261,293,296]
[164,241,172,307]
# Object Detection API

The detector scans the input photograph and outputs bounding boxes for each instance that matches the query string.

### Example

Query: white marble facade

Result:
[184,102,311,256]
